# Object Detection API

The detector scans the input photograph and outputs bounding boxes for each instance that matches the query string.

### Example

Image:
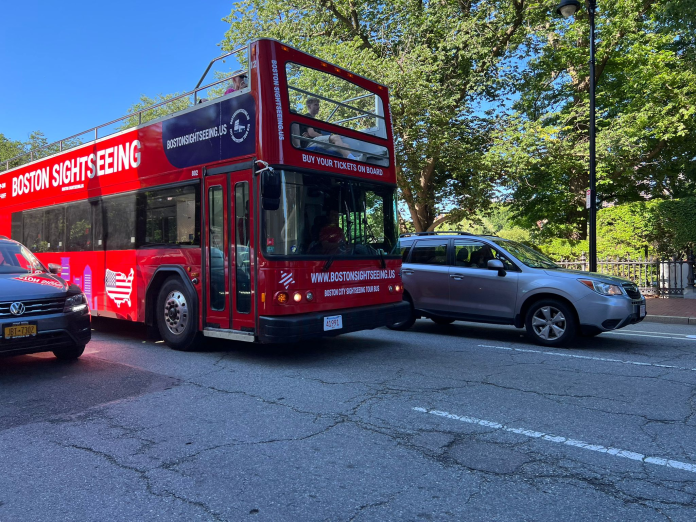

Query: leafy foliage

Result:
[490,0,696,240]
[119,93,192,130]
[222,0,546,231]
[538,198,696,260]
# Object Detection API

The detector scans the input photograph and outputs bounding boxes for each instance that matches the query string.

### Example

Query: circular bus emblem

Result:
[10,302,25,316]
[230,109,251,143]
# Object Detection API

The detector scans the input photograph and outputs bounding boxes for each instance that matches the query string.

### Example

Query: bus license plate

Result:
[323,315,343,331]
[3,323,38,340]
[640,305,646,317]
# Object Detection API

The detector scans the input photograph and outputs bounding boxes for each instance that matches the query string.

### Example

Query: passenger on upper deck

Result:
[305,134,358,160]
[224,73,248,95]
[297,98,327,146]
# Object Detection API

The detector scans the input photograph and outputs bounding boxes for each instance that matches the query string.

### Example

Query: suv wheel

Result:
[525,299,576,347]
[157,277,199,351]
[53,344,85,361]
[387,299,416,331]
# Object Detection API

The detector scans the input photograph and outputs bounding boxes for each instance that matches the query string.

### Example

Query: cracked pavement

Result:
[1,318,696,520]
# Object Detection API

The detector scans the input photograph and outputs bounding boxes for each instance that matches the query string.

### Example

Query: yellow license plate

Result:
[4,325,37,339]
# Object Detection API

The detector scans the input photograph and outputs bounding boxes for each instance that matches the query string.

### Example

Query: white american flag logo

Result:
[105,268,134,307]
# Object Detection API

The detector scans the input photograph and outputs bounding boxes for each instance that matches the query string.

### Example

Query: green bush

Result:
[537,238,589,260]
[539,197,696,261]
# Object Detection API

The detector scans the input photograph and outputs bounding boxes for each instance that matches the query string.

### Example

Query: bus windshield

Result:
[263,171,399,258]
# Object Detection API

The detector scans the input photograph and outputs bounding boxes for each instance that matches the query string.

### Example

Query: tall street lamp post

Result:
[557,0,598,273]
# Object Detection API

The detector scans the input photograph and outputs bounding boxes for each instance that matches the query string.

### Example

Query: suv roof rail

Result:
[399,231,473,238]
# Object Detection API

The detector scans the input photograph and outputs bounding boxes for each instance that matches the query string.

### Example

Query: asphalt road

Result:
[2,317,696,521]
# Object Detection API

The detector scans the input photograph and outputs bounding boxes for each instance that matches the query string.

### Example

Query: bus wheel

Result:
[157,277,199,351]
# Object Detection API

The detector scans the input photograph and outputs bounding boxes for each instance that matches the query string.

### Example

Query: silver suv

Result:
[390,232,646,346]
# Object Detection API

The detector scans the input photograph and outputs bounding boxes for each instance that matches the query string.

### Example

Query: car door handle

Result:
[449,274,464,280]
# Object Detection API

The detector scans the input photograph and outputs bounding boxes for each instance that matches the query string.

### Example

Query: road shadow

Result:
[404,319,651,354]
[0,354,178,430]
[91,317,396,364]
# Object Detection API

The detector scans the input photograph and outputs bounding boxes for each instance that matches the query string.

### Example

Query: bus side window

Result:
[23,210,45,253]
[66,200,93,252]
[102,195,136,250]
[11,213,22,243]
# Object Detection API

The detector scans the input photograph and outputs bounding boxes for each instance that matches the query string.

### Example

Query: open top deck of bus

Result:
[1,39,391,177]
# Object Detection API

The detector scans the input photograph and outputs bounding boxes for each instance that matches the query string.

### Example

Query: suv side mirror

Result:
[487,259,506,277]
[261,171,281,211]
[48,263,61,275]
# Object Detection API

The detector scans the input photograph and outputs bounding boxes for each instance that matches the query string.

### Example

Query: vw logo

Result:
[10,302,25,316]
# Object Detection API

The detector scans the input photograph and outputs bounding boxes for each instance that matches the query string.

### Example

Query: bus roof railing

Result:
[1,45,248,174]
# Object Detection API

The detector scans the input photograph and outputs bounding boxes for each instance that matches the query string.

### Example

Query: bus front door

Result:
[204,170,255,334]
[205,175,231,329]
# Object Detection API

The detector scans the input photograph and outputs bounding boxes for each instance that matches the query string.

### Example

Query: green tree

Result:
[119,93,192,130]
[490,0,696,239]
[0,133,25,167]
[222,0,546,232]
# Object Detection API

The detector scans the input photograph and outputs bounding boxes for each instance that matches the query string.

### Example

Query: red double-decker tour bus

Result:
[0,39,408,350]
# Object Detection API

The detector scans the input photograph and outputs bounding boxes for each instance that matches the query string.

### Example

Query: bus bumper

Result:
[258,301,411,344]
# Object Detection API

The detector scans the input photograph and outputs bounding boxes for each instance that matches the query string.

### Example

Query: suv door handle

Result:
[450,274,464,280]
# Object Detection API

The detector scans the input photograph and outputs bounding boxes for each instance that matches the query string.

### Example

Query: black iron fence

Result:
[555,252,696,297]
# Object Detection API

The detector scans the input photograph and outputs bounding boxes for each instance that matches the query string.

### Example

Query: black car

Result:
[0,237,91,359]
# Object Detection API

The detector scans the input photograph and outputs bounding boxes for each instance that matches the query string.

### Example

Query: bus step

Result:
[203,328,255,342]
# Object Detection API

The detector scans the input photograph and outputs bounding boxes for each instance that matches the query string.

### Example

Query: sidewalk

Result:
[645,297,696,325]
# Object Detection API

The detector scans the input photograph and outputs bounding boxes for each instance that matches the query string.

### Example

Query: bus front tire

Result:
[156,277,199,351]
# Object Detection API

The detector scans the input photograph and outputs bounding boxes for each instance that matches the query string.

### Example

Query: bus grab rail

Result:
[1,45,249,174]
[288,85,385,121]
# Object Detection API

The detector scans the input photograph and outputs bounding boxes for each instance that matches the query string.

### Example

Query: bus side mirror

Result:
[261,171,280,211]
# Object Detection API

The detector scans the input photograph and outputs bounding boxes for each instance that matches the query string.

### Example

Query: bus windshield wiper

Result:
[378,248,386,269]
[323,256,335,272]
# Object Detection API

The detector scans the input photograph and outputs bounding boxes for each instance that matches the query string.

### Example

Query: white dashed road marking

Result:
[413,407,696,474]
[478,344,696,372]
[605,331,696,341]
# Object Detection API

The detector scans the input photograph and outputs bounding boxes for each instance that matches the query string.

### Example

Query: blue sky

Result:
[0,1,235,144]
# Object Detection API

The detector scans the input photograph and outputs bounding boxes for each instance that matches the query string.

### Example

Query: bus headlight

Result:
[293,292,302,303]
[276,292,289,304]
[305,291,314,302]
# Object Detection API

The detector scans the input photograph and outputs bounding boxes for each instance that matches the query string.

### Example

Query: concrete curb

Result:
[644,315,696,325]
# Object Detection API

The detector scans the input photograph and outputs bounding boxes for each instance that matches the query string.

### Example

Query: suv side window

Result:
[409,241,448,265]
[454,240,514,270]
